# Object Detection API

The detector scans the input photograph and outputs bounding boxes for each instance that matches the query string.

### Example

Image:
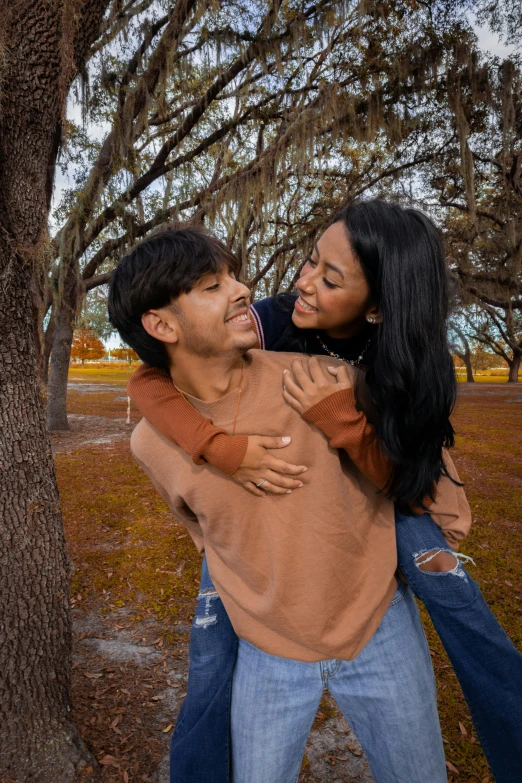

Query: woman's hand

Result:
[282,356,353,415]
[232,435,308,497]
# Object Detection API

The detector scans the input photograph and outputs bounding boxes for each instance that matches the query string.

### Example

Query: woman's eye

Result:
[323,278,337,289]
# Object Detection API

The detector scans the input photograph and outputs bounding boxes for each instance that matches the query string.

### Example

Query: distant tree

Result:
[449,321,474,382]
[465,305,522,382]
[111,346,140,366]
[472,346,506,371]
[70,329,106,366]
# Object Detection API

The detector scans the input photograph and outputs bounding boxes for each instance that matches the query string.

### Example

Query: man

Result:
[108,225,458,783]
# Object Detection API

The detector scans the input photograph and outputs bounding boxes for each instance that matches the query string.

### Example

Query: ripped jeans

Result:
[396,510,522,783]
[170,556,237,783]
[170,514,522,783]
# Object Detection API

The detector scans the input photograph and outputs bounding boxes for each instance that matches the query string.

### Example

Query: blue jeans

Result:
[170,557,238,783]
[231,583,446,783]
[171,514,522,782]
[396,510,522,783]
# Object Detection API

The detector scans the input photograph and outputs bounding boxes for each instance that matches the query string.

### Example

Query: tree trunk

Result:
[0,2,110,780]
[47,272,80,431]
[507,353,521,383]
[42,308,57,386]
[463,349,474,383]
[0,241,96,783]
[455,350,475,382]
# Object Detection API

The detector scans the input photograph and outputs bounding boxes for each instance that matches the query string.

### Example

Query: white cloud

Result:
[473,23,516,59]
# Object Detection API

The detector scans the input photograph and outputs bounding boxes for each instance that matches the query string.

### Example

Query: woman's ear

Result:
[141,308,179,344]
[365,306,383,324]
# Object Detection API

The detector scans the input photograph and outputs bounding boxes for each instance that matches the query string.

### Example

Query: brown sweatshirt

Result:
[131,350,471,662]
[127,360,393,489]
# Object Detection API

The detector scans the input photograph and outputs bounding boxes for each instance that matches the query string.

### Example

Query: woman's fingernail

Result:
[328,366,336,371]
[282,436,291,443]
[283,369,287,374]
[301,467,308,472]
[297,483,303,488]
[286,490,292,494]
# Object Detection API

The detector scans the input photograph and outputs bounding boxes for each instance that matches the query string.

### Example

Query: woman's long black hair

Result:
[276,199,457,511]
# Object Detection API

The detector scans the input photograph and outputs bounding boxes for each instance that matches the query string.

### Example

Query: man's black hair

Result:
[108,225,241,370]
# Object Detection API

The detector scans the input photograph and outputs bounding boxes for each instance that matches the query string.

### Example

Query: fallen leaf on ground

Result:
[100,754,119,766]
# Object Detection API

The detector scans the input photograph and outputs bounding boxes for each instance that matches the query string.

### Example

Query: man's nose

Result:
[231,278,251,302]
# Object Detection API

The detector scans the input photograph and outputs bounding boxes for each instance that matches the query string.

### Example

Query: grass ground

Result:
[55,367,522,782]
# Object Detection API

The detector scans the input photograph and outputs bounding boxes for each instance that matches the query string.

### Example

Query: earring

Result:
[367,317,374,323]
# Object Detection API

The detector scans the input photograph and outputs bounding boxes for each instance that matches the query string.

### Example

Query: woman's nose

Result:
[297,275,315,294]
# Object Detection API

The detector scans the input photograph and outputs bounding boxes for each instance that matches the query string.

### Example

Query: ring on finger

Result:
[255,479,267,488]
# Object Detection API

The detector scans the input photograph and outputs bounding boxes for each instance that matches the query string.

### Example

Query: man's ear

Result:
[141,307,179,345]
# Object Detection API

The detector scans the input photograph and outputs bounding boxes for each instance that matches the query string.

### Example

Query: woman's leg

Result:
[396,509,522,783]
[170,555,238,783]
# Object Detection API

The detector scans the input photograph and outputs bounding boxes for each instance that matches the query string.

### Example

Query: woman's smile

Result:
[294,295,318,314]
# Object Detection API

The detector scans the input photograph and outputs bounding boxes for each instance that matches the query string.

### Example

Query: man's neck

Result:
[168,351,245,402]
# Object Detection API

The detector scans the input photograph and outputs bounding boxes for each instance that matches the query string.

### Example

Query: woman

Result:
[127,200,522,782]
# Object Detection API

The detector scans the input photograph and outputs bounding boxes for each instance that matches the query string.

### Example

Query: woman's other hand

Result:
[232,435,308,497]
[282,356,353,415]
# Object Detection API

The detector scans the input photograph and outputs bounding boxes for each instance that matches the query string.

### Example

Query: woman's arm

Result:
[282,357,393,490]
[127,362,308,497]
[127,363,248,474]
[282,358,473,541]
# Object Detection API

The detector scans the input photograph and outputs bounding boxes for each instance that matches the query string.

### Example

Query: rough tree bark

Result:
[0,2,110,781]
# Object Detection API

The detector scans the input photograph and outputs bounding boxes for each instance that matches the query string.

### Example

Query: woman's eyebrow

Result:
[324,262,344,279]
[313,243,344,279]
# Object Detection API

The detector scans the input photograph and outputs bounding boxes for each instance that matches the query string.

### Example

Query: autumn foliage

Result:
[111,347,140,367]
[71,330,106,366]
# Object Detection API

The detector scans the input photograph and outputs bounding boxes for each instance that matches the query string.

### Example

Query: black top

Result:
[251,294,376,368]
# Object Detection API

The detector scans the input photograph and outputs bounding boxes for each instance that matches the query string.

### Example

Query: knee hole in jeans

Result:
[414,548,475,577]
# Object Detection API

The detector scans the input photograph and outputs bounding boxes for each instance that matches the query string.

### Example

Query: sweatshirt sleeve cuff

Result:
[197,433,249,476]
[302,387,359,435]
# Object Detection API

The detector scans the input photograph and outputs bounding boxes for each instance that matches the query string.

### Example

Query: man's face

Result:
[170,267,257,358]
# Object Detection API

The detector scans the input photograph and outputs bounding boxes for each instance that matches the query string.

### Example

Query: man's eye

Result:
[205,283,220,291]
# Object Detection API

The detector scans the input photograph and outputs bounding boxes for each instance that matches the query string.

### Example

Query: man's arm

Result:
[131,437,204,553]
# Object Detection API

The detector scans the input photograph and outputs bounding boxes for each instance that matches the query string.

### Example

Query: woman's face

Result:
[292,221,379,338]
